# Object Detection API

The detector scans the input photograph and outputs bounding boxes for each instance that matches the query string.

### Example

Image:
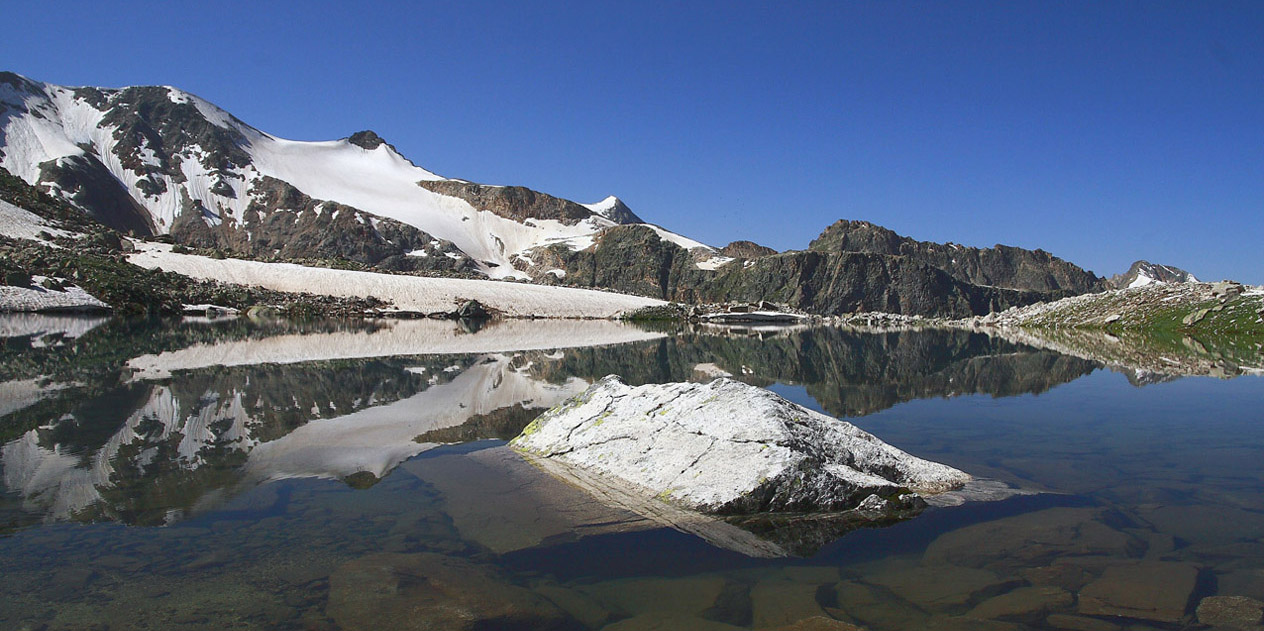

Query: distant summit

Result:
[1108,260,1199,289]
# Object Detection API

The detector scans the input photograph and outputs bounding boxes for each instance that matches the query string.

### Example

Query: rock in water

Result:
[510,376,970,514]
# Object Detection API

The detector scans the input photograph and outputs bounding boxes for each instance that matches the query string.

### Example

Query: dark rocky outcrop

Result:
[719,240,777,259]
[35,155,155,235]
[701,250,1065,317]
[524,224,710,301]
[0,166,101,233]
[528,226,1065,317]
[810,219,1105,293]
[172,176,474,273]
[418,180,623,226]
[96,86,253,180]
[346,129,390,151]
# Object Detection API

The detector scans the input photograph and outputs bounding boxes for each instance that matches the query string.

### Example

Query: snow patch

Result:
[0,199,71,243]
[0,277,109,312]
[127,243,664,318]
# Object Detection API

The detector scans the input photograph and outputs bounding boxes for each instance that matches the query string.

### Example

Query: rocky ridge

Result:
[1107,259,1200,289]
[0,72,663,279]
[527,224,1074,317]
[1,72,1114,318]
[809,219,1106,293]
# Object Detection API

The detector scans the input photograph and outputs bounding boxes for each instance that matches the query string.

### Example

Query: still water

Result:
[1,315,1261,630]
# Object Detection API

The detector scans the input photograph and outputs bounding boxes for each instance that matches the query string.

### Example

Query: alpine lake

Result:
[2,314,1262,631]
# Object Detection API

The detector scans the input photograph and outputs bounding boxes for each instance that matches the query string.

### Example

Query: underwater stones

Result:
[1195,595,1264,629]
[922,616,1026,631]
[534,585,612,629]
[769,617,865,631]
[749,579,831,628]
[1044,614,1121,631]
[865,565,1013,611]
[923,508,1140,571]
[964,585,1073,620]
[576,576,728,620]
[326,552,573,631]
[1218,569,1264,602]
[511,376,969,515]
[600,615,744,630]
[1076,561,1199,623]
[832,581,930,629]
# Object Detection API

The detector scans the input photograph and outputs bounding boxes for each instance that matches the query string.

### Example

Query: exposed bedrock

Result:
[511,375,970,515]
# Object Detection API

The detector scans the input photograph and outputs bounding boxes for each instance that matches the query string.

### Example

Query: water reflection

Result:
[5,316,1264,630]
[0,318,1110,531]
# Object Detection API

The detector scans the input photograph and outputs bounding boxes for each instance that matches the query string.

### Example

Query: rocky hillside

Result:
[0,72,701,280]
[2,71,1111,317]
[527,223,1074,317]
[810,219,1106,293]
[965,281,1264,377]
[1107,260,1199,289]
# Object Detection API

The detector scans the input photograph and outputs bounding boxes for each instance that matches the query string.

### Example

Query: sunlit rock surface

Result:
[511,376,970,515]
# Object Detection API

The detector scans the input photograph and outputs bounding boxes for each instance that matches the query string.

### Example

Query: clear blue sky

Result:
[4,1,1262,282]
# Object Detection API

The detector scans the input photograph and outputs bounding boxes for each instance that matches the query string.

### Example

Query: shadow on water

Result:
[501,492,1095,583]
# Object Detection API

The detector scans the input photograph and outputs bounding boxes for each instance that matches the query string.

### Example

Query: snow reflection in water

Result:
[1,316,1262,630]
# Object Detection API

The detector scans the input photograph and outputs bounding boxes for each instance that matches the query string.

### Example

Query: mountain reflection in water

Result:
[3,315,1264,631]
[2,317,1096,529]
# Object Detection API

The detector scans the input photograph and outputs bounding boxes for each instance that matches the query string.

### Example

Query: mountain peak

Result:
[1109,260,1199,289]
[583,195,643,225]
[347,130,390,151]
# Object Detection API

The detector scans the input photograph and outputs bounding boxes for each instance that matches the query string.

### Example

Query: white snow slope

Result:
[128,243,665,318]
[0,74,718,279]
[0,199,69,243]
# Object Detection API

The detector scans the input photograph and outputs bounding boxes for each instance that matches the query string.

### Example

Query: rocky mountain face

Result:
[175,176,474,273]
[1107,260,1200,289]
[719,240,777,259]
[700,250,1067,317]
[417,180,643,227]
[810,220,1106,293]
[0,72,655,278]
[1,71,1105,316]
[526,224,1073,317]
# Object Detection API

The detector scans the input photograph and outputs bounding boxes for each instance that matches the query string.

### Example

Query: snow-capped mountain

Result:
[1108,260,1200,290]
[0,72,714,279]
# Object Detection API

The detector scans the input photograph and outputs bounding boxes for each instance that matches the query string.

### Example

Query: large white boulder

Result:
[511,375,969,514]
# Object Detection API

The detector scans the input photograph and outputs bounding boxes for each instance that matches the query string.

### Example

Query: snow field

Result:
[127,243,665,318]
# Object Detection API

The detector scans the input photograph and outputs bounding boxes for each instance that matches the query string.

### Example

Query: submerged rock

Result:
[1195,595,1264,629]
[326,552,574,631]
[511,376,970,515]
[1077,561,1198,623]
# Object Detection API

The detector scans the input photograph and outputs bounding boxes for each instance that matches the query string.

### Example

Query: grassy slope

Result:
[1000,284,1264,375]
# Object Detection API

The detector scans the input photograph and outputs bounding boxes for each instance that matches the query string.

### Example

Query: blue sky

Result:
[4,1,1262,282]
